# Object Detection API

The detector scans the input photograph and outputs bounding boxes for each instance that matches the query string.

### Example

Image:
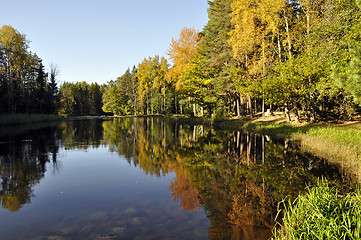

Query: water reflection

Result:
[0,125,59,212]
[59,119,105,150]
[0,117,349,239]
[102,117,346,239]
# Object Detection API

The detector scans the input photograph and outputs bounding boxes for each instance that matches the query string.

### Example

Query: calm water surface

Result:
[0,117,348,240]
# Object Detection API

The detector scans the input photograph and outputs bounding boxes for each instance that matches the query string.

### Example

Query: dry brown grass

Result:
[295,134,361,182]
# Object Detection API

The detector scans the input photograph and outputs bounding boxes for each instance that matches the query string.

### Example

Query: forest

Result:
[0,26,58,114]
[1,0,361,121]
[0,25,105,117]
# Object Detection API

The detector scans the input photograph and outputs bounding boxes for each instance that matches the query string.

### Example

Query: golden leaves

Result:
[166,28,202,91]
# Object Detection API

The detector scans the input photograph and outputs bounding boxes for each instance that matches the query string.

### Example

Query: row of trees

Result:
[103,0,361,121]
[0,25,59,114]
[58,81,105,116]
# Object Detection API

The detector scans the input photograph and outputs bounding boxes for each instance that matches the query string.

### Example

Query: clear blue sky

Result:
[1,0,209,85]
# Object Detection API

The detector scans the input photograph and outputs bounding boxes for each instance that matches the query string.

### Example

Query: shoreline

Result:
[0,114,64,126]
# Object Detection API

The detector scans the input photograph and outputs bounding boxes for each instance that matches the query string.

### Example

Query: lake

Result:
[0,117,350,240]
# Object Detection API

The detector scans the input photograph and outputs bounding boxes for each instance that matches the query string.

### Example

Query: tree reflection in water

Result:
[102,117,346,240]
[168,167,201,211]
[0,119,108,213]
[0,125,59,212]
[0,117,348,239]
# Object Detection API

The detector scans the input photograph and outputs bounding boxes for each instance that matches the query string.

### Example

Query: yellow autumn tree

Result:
[228,0,285,116]
[135,57,153,114]
[152,56,169,114]
[228,0,285,75]
[166,27,202,91]
[135,56,170,115]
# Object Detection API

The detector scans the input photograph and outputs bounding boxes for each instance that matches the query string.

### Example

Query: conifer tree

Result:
[48,64,59,114]
[199,0,237,117]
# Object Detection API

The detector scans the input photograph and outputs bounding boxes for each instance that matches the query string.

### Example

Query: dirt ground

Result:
[231,111,290,124]
[249,111,289,124]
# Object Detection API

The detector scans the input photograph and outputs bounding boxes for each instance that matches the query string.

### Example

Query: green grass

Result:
[212,117,249,129]
[243,122,361,160]
[273,179,361,240]
[243,121,361,147]
[0,114,63,126]
[244,122,303,136]
[304,127,361,151]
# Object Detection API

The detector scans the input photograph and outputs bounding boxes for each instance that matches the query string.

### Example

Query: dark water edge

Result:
[0,117,354,240]
[0,114,63,127]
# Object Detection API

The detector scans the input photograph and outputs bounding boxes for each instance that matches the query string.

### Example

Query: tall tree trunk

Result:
[174,90,177,114]
[146,95,149,115]
[240,96,245,117]
[262,92,265,117]
[309,85,316,122]
[254,99,257,114]
[306,14,310,36]
[147,93,150,115]
[151,90,153,115]
[262,40,266,76]
[229,94,232,115]
[236,95,240,117]
[277,32,282,60]
[6,63,14,114]
[293,101,301,123]
[163,93,166,114]
[294,107,300,124]
[245,54,248,69]
[285,106,291,123]
[247,93,253,119]
[284,16,292,59]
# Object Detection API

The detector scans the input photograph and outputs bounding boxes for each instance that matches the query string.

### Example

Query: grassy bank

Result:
[0,114,63,126]
[242,121,361,182]
[244,121,361,145]
[273,179,361,239]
